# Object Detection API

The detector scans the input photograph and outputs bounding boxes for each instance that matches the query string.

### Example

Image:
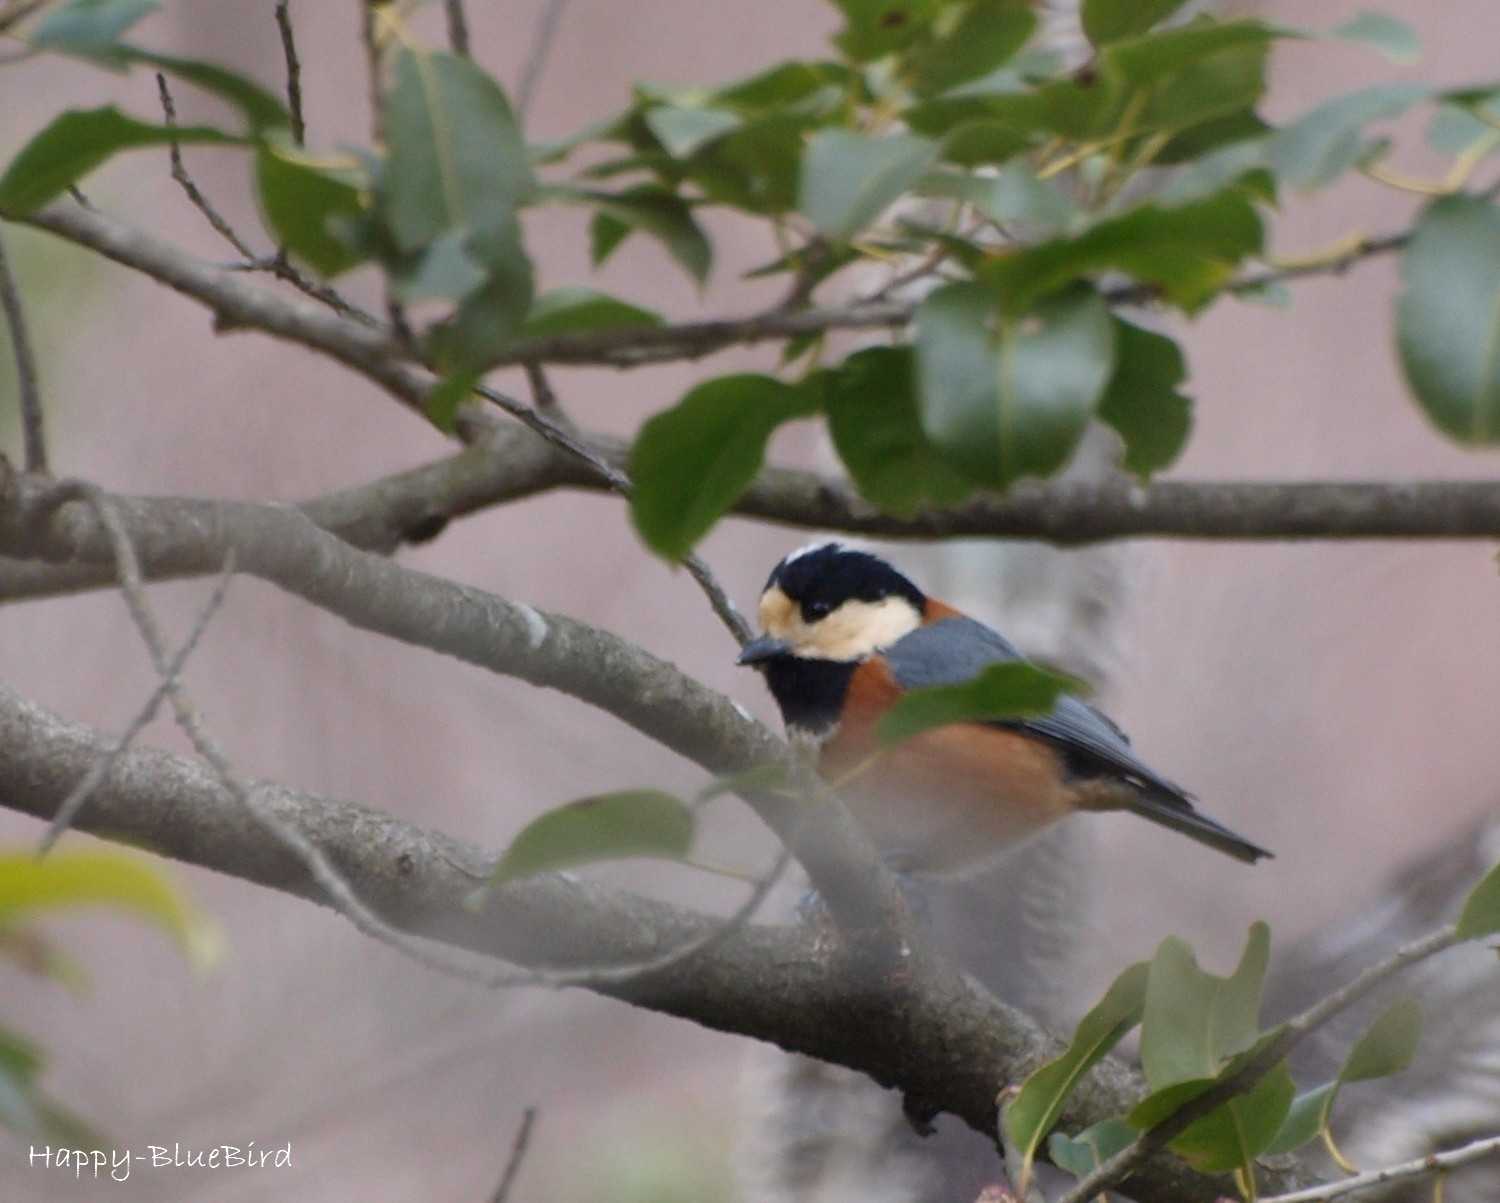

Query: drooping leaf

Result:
[916,282,1114,488]
[1141,923,1271,1089]
[1457,857,1500,938]
[799,130,939,241]
[486,790,695,887]
[585,186,712,283]
[0,105,238,215]
[823,346,973,515]
[0,849,218,968]
[1265,1082,1339,1156]
[1003,962,1148,1183]
[1081,0,1194,46]
[631,374,819,559]
[1396,195,1500,445]
[644,105,743,158]
[28,0,158,53]
[424,217,535,374]
[1048,1118,1136,1179]
[877,661,1080,746]
[390,229,488,304]
[519,287,662,339]
[1331,11,1420,64]
[1097,320,1192,480]
[254,142,368,276]
[381,48,533,253]
[1269,82,1430,190]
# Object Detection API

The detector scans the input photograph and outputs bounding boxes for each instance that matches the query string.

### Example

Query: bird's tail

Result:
[1128,789,1273,864]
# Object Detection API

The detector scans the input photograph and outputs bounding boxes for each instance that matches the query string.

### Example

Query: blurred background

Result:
[2,0,1498,1199]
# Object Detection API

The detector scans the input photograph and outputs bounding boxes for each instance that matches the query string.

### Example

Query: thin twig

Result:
[489,1108,536,1203]
[516,0,572,120]
[522,362,562,419]
[273,0,306,146]
[444,0,471,59]
[474,382,753,644]
[37,553,236,856]
[0,230,45,473]
[1052,926,1465,1203]
[1260,1133,1500,1203]
[156,74,257,260]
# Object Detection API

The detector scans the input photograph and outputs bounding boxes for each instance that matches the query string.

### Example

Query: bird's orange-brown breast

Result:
[819,654,1078,874]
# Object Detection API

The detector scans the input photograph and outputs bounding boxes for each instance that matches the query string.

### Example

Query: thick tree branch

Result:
[0,681,1316,1203]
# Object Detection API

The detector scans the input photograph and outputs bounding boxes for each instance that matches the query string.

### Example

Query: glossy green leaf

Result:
[0,849,218,968]
[1048,1118,1136,1179]
[645,105,743,158]
[824,346,973,515]
[381,48,533,253]
[0,106,238,215]
[1170,1060,1295,1173]
[487,790,695,886]
[585,187,712,283]
[1457,857,1500,937]
[916,282,1114,488]
[799,130,939,240]
[909,1,1036,97]
[1081,0,1193,46]
[979,190,1263,314]
[1332,11,1420,64]
[519,287,662,338]
[1142,923,1270,1089]
[1270,82,1430,190]
[254,142,367,276]
[1004,962,1148,1182]
[877,661,1080,745]
[29,0,157,53]
[1396,195,1500,445]
[833,0,940,62]
[1097,320,1192,480]
[631,374,819,559]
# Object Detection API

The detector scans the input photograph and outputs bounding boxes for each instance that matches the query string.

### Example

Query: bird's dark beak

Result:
[736,635,792,666]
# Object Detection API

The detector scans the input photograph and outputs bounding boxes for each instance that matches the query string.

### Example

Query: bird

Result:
[736,542,1271,875]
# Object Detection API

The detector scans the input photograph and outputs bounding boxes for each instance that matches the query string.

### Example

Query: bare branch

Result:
[156,74,257,261]
[444,0,471,59]
[0,229,45,473]
[516,0,572,120]
[1259,1132,1500,1203]
[489,1108,536,1203]
[274,0,307,145]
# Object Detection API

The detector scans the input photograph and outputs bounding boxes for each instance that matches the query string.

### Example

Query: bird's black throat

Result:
[760,655,858,737]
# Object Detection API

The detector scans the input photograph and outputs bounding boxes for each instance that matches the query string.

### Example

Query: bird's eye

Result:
[803,599,833,621]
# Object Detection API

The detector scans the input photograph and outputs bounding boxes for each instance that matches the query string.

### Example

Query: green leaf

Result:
[1457,857,1500,937]
[1004,962,1148,1182]
[486,790,695,886]
[919,163,1077,235]
[833,0,940,62]
[29,0,158,53]
[799,130,940,240]
[1331,11,1420,64]
[0,105,238,215]
[113,49,289,131]
[1270,82,1430,190]
[424,218,535,374]
[1048,1118,1137,1179]
[1107,19,1282,84]
[824,346,973,515]
[423,370,477,433]
[1081,0,1193,46]
[979,189,1264,314]
[0,849,218,968]
[381,48,533,253]
[909,1,1037,97]
[1427,92,1500,156]
[519,287,662,338]
[916,282,1114,488]
[1265,1082,1338,1156]
[1097,320,1192,480]
[713,60,855,112]
[254,142,367,276]
[584,187,712,283]
[630,374,819,559]
[644,105,743,158]
[1343,996,1421,1082]
[877,661,1080,746]
[1170,1060,1295,1173]
[1141,923,1270,1089]
[1396,195,1500,445]
[390,229,488,304]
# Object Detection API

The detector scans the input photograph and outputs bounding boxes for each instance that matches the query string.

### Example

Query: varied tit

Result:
[737,542,1271,876]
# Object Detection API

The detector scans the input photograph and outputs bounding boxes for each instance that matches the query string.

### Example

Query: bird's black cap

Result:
[766,543,925,621]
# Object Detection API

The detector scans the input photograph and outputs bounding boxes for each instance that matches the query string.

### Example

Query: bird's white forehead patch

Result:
[780,540,841,568]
